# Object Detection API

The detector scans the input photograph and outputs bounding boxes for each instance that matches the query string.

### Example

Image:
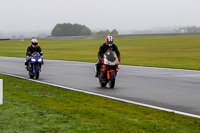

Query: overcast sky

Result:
[1,0,200,33]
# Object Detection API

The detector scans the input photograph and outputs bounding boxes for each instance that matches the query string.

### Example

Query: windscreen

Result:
[32,52,40,58]
[105,50,116,61]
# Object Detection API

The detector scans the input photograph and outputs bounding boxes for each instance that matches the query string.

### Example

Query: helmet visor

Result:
[32,43,38,46]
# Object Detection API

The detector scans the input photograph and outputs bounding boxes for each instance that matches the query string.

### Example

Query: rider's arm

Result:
[98,44,104,59]
[114,44,121,61]
[26,46,31,56]
[38,46,43,56]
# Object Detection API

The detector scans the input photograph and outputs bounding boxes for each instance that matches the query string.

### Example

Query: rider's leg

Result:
[95,60,101,77]
[25,56,30,71]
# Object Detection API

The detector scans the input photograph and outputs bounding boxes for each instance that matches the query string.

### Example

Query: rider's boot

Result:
[24,61,28,71]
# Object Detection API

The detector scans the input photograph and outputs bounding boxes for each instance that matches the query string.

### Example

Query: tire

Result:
[99,79,107,87]
[29,72,34,79]
[109,71,115,88]
[35,66,40,79]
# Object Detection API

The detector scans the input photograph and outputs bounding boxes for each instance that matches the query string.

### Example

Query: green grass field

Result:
[1,35,200,132]
[0,34,200,70]
[0,74,200,132]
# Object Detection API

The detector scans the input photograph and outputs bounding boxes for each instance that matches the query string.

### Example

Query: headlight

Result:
[31,58,36,62]
[107,61,117,65]
[38,58,42,62]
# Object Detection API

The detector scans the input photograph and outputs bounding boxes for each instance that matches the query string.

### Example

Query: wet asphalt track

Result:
[1,57,200,116]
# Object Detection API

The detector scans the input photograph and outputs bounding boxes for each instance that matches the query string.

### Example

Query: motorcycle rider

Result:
[24,38,43,70]
[95,36,121,77]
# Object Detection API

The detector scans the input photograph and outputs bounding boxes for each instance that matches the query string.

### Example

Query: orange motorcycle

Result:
[97,49,119,88]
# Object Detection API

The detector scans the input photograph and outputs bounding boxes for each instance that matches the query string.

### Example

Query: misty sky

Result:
[1,0,200,33]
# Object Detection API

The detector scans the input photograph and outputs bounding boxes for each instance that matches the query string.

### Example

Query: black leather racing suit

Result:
[96,43,121,75]
[25,45,43,66]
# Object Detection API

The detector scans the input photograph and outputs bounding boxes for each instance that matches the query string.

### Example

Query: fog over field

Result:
[0,0,200,37]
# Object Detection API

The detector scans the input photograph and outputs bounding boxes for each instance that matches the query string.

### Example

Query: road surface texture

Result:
[0,57,200,117]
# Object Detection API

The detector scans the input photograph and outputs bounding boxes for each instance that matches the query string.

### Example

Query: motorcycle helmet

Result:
[105,36,114,47]
[31,39,38,48]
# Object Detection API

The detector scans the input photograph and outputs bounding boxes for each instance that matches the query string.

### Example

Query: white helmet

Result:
[31,39,38,48]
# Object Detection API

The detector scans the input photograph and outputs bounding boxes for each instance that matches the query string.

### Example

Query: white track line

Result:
[1,72,200,119]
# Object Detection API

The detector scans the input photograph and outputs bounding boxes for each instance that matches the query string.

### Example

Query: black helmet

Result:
[31,39,38,48]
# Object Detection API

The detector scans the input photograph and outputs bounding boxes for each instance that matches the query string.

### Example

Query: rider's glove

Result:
[26,56,30,60]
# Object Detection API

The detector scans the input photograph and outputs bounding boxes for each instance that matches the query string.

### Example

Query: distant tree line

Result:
[51,23,118,36]
[51,23,92,36]
[93,29,118,35]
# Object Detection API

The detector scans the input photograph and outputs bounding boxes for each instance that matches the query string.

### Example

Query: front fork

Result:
[100,65,119,80]
[107,70,115,80]
[32,64,41,73]
[107,67,119,80]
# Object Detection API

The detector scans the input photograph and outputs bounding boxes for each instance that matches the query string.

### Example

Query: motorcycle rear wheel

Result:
[29,72,34,79]
[99,79,107,87]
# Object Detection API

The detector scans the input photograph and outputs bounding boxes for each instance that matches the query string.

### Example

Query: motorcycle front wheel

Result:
[109,71,115,88]
[35,66,40,79]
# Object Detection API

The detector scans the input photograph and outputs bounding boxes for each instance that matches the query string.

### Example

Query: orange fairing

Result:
[102,65,107,76]
[102,55,119,66]
[107,70,110,79]
[102,55,108,65]
[116,57,119,65]
[107,70,115,80]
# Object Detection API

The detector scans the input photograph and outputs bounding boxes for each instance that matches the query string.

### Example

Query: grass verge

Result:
[0,74,200,132]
